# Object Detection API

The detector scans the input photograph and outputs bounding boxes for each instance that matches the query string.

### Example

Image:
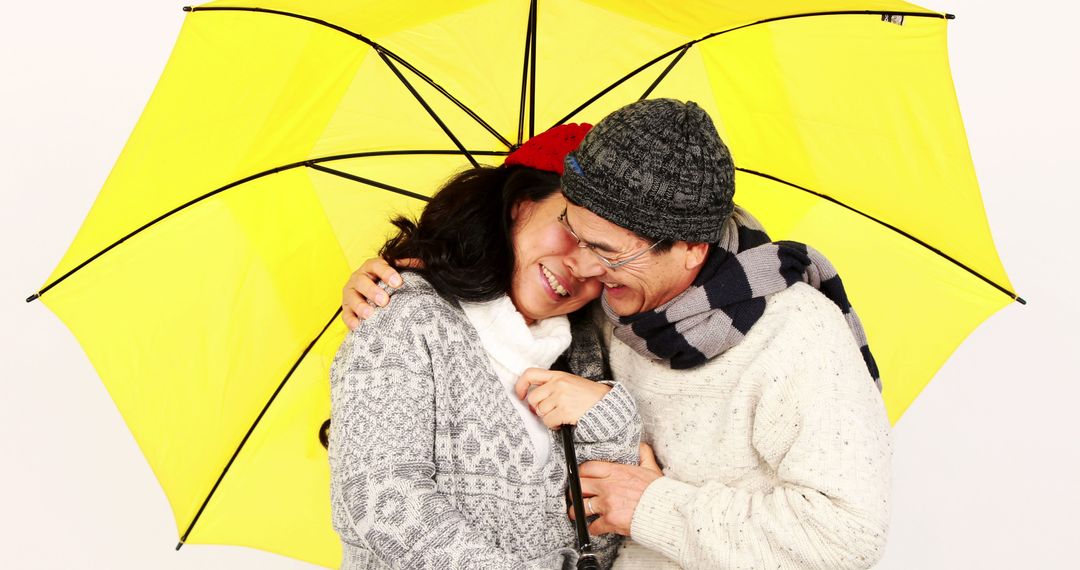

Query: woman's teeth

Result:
[541,265,569,297]
[604,282,623,289]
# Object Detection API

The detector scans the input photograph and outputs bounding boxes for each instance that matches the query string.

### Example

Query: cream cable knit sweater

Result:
[606,283,892,570]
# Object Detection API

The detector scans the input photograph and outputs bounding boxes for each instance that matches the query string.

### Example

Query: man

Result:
[344,99,891,569]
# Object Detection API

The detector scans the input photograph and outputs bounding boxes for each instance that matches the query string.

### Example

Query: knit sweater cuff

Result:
[629,476,695,563]
[574,382,637,443]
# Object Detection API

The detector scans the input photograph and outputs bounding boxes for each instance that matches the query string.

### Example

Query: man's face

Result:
[561,202,700,316]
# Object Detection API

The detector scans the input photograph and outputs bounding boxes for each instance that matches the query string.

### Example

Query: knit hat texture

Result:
[562,99,735,243]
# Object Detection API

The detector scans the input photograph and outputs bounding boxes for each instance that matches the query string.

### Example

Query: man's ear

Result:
[683,242,711,270]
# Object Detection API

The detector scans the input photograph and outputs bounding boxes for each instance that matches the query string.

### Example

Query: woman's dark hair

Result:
[380,165,560,301]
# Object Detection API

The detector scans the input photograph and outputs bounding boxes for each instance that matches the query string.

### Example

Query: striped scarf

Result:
[602,206,881,391]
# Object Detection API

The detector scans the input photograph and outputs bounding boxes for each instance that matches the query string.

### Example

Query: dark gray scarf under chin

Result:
[602,206,881,391]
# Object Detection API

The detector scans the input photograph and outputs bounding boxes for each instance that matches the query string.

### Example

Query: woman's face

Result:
[509,193,602,323]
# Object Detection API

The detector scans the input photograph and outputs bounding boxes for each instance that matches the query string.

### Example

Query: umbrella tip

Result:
[1016,295,1027,306]
[175,541,184,551]
[25,293,39,303]
[945,13,956,20]
[182,6,192,12]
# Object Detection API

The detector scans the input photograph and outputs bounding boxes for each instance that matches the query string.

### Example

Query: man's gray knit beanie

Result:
[562,98,735,243]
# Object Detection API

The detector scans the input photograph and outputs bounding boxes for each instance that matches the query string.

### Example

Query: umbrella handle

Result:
[561,425,600,570]
[552,355,601,569]
[577,554,600,570]
[561,426,591,546]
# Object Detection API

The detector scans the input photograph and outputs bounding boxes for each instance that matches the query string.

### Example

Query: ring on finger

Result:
[586,497,596,516]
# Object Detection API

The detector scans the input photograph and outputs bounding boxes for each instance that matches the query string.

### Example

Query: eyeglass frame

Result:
[557,207,662,270]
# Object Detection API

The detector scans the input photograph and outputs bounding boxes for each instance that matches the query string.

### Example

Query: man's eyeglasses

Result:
[557,207,661,270]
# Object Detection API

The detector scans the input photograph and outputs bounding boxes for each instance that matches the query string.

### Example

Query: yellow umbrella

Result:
[27,0,1022,567]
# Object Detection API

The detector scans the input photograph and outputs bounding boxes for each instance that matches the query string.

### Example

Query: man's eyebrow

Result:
[565,211,622,253]
[583,236,622,254]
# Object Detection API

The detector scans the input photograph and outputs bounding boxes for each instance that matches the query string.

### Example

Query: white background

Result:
[2,1,1077,568]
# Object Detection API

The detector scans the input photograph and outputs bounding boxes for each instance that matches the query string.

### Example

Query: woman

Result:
[329,124,641,570]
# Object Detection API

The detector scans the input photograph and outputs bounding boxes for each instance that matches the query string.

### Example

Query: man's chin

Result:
[602,290,641,317]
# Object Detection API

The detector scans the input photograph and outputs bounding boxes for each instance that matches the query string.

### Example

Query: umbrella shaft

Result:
[561,426,592,549]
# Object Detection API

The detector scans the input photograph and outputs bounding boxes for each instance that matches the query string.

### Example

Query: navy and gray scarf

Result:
[602,206,881,391]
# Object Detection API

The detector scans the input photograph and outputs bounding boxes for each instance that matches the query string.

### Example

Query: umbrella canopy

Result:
[29,0,1021,566]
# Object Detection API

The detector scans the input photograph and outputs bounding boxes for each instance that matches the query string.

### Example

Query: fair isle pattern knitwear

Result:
[459,295,573,467]
[329,274,641,570]
[603,206,881,391]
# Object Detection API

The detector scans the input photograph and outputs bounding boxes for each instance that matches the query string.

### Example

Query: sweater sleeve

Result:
[329,293,577,570]
[627,301,892,570]
[566,309,642,467]
[573,381,641,465]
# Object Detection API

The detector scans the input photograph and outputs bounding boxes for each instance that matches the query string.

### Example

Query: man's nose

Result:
[566,247,606,280]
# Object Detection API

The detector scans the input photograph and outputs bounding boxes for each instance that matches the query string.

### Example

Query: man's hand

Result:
[341,258,420,330]
[514,368,611,429]
[570,443,663,536]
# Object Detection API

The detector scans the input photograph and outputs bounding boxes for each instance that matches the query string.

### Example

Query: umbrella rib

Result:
[176,307,344,550]
[639,44,691,101]
[529,0,538,139]
[693,9,953,46]
[517,0,537,147]
[183,5,512,149]
[550,47,689,128]
[307,163,432,203]
[379,50,513,149]
[309,149,508,165]
[377,50,481,169]
[25,150,505,303]
[736,167,1025,304]
[551,9,951,129]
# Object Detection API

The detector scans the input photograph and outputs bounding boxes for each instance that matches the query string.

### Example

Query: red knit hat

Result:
[503,123,592,175]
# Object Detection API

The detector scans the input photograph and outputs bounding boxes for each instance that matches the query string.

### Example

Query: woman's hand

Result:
[514,369,611,429]
[341,258,420,330]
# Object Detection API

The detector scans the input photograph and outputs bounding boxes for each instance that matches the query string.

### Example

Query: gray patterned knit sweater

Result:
[329,274,641,570]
